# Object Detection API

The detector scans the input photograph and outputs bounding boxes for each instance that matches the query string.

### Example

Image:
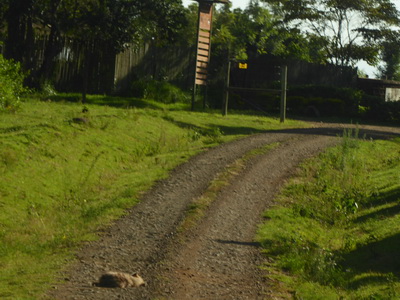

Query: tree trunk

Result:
[36,26,62,87]
[5,0,29,62]
[82,43,91,104]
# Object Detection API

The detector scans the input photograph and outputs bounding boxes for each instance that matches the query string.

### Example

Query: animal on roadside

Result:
[94,271,146,288]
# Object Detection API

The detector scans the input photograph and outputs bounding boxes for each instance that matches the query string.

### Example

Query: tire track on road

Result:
[153,134,338,299]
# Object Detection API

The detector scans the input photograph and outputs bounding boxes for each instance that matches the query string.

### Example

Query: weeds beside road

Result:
[258,129,400,298]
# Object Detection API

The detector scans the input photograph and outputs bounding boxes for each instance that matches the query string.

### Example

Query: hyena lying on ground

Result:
[94,271,146,288]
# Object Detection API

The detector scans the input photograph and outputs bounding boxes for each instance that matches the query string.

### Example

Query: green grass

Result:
[257,130,400,299]
[0,94,307,299]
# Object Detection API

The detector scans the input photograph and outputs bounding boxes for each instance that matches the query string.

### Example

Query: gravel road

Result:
[47,123,400,300]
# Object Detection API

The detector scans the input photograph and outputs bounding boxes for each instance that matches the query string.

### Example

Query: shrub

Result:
[287,85,362,117]
[129,78,189,104]
[287,96,345,117]
[280,241,346,286]
[0,54,27,112]
[362,94,400,122]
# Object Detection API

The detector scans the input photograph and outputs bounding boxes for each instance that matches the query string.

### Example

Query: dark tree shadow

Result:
[354,203,400,224]
[43,94,400,141]
[48,94,162,110]
[353,184,400,224]
[160,118,268,136]
[342,233,400,276]
[209,124,268,136]
[269,127,400,140]
[215,239,261,248]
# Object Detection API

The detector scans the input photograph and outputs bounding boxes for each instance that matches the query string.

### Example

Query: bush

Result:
[129,78,189,104]
[287,96,345,117]
[361,94,400,122]
[0,54,27,112]
[287,85,362,117]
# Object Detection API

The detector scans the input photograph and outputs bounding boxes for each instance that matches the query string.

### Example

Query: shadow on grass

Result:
[270,127,400,141]
[354,203,400,225]
[162,117,400,140]
[341,233,400,284]
[161,118,268,136]
[45,95,400,140]
[161,118,201,131]
[48,94,161,110]
[348,273,395,290]
[369,185,400,205]
[216,125,400,139]
[353,185,400,224]
[213,124,271,136]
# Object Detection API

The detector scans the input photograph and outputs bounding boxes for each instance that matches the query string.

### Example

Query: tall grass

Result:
[257,130,400,299]
[0,95,306,298]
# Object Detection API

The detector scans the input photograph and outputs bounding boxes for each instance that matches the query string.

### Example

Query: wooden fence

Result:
[28,36,195,94]
[4,32,363,95]
[230,55,358,89]
[114,43,195,93]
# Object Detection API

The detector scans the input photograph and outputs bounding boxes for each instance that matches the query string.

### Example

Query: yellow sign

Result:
[238,63,248,69]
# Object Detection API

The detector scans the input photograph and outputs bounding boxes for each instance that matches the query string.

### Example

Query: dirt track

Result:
[47,123,400,300]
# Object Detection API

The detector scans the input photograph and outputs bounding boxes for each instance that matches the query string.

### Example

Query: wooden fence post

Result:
[280,65,287,123]
[222,60,231,116]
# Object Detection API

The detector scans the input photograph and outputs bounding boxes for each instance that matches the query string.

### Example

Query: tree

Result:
[377,32,400,80]
[263,0,400,67]
[211,0,327,63]
[1,0,186,90]
[174,3,199,46]
[0,53,27,112]
[56,0,186,51]
[212,1,287,60]
[3,0,34,64]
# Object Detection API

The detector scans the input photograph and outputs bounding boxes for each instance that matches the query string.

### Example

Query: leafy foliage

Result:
[362,95,400,122]
[129,79,190,104]
[2,0,186,51]
[0,54,27,112]
[287,85,363,117]
[263,0,400,67]
[1,0,187,89]
[56,0,187,51]
[377,32,400,80]
[211,1,317,61]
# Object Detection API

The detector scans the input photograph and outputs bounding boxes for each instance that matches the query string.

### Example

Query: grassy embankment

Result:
[0,94,305,299]
[257,129,400,299]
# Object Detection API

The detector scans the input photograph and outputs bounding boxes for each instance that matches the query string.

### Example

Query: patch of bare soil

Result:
[47,124,400,300]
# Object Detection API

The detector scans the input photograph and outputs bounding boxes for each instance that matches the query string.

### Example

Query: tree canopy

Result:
[262,0,400,67]
[0,0,187,90]
[1,0,186,67]
[211,0,317,62]
[2,0,400,90]
[377,32,400,80]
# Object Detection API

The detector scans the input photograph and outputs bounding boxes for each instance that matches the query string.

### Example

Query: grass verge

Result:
[257,129,400,299]
[0,94,306,299]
